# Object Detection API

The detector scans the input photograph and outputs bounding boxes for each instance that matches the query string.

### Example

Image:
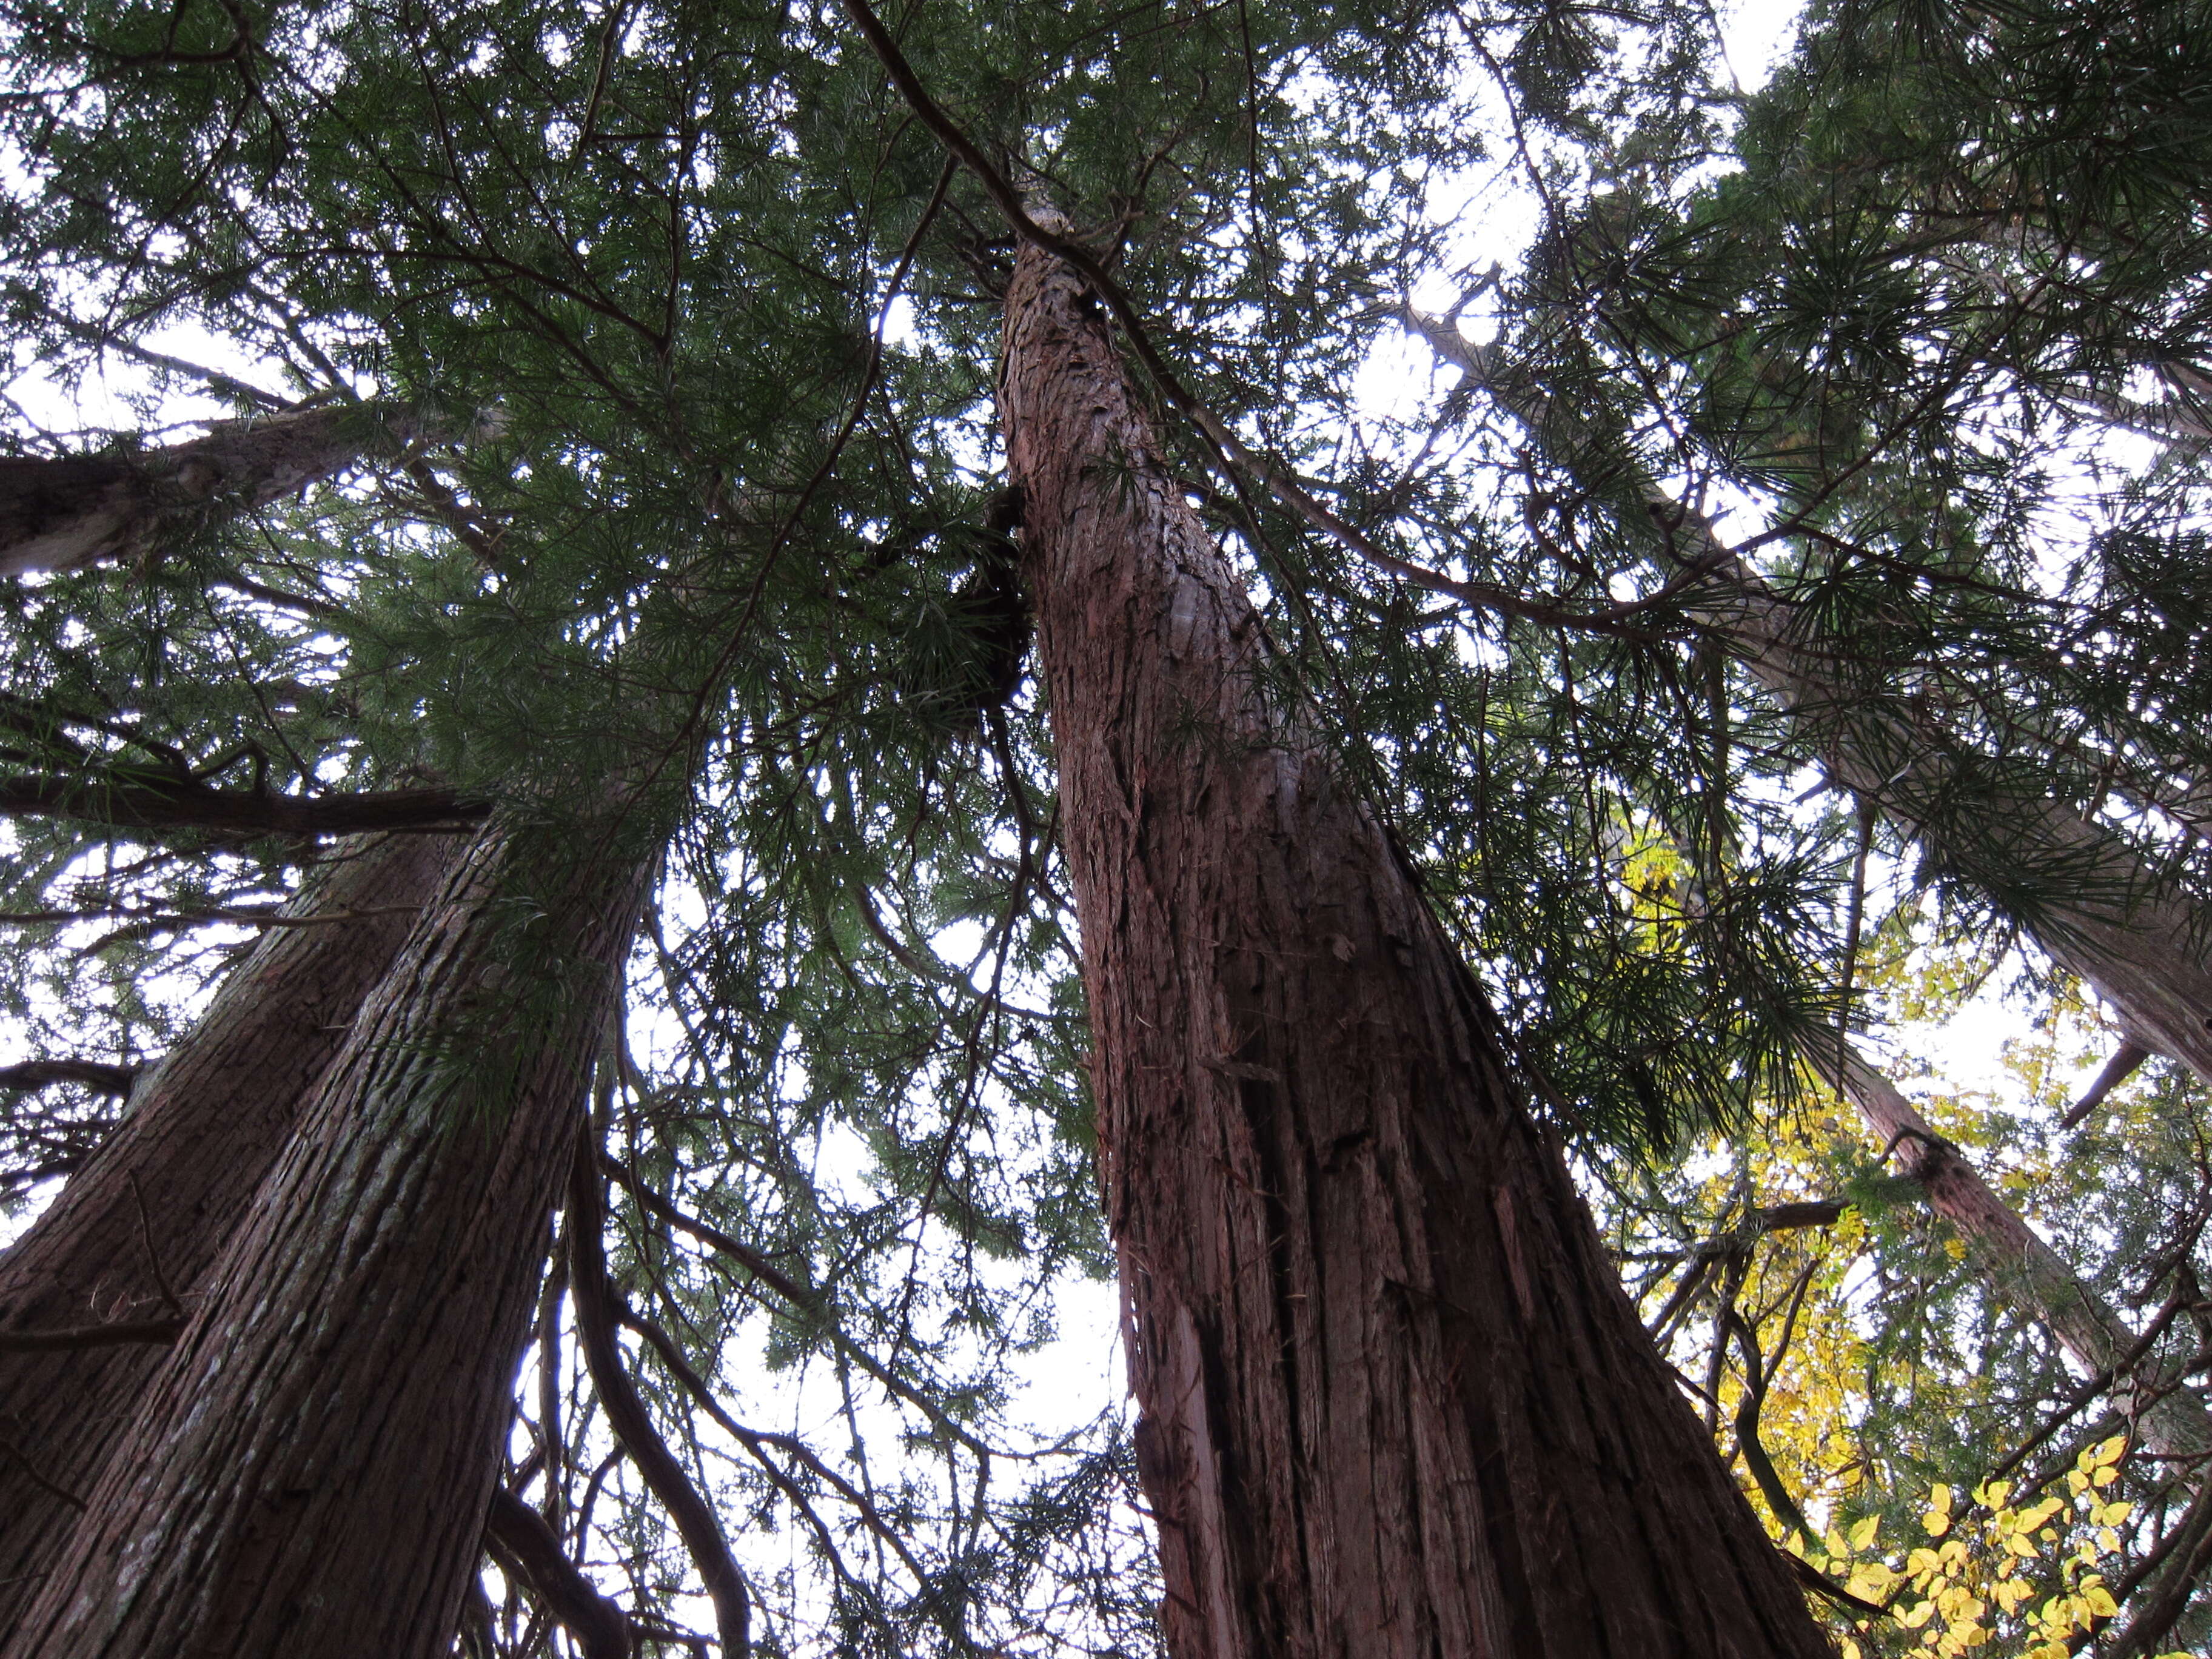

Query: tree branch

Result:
[0,773,486,837]
[0,401,449,577]
[2062,1040,2151,1131]
[832,0,1671,638]
[483,1485,634,1659]
[568,1141,749,1658]
[0,1317,183,1352]
[0,1059,138,1096]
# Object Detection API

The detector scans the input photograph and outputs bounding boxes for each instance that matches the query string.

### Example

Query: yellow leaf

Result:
[2086,1586,2119,1617]
[1848,1565,1894,1601]
[2097,1527,2121,1553]
[1826,1527,1849,1559]
[1976,1479,2012,1508]
[2093,1435,2127,1467]
[2093,1465,2120,1487]
[1923,1510,1951,1537]
[1929,1483,1954,1515]
[2097,1501,2133,1527]
[2067,1470,2090,1495]
[1851,1515,1880,1551]
[1899,1600,1937,1629]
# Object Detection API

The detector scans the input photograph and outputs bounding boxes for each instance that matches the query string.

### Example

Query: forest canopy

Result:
[1,0,2210,1653]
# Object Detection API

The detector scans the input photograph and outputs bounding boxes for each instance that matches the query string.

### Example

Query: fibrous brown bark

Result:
[0,830,458,1625]
[7,809,646,1659]
[1002,241,1831,1657]
[0,402,440,577]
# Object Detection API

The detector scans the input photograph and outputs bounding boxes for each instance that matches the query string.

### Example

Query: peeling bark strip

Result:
[0,401,443,577]
[0,830,460,1628]
[8,812,648,1659]
[1001,243,1832,1655]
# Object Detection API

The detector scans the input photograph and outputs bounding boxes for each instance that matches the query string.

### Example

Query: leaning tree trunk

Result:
[0,829,460,1625]
[1408,313,2212,1093]
[1815,1041,2212,1480]
[0,401,444,577]
[1002,243,1831,1656]
[7,808,648,1659]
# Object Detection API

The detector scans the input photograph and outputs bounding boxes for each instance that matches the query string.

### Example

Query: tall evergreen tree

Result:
[1,0,2209,1650]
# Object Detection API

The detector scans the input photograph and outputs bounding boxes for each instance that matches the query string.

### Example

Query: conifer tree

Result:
[1,0,2209,1650]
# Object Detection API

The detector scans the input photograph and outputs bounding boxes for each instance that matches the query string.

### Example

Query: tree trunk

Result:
[1815,1040,2212,1480]
[0,402,441,577]
[1407,314,2212,1093]
[1002,242,1831,1657]
[0,829,460,1626]
[7,809,647,1659]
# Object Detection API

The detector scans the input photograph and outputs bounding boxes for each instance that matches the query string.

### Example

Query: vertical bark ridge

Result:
[7,809,648,1659]
[1002,244,1834,1658]
[0,830,461,1626]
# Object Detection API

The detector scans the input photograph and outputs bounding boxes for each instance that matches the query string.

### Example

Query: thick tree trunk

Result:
[0,402,440,576]
[1003,244,1831,1656]
[0,830,459,1625]
[1815,1041,2212,1480]
[6,809,647,1659]
[1409,315,2212,1093]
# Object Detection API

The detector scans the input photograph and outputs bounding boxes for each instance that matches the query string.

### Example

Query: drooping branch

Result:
[567,1142,750,1659]
[0,401,455,576]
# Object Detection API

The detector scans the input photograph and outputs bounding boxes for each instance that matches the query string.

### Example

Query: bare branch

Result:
[483,1486,634,1659]
[0,1059,138,1096]
[568,1142,749,1658]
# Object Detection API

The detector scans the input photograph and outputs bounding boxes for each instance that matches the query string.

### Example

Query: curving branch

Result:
[483,1486,634,1659]
[567,1142,749,1658]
